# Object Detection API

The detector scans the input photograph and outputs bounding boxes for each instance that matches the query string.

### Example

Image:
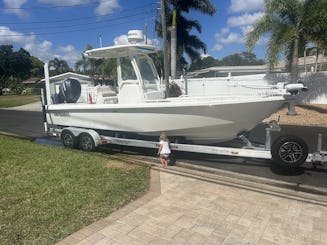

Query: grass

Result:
[0,95,40,108]
[0,135,150,245]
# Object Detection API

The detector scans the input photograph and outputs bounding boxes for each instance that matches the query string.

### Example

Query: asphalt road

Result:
[0,109,44,138]
[1,108,327,189]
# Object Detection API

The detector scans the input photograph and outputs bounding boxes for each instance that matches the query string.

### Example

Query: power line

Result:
[2,1,99,9]
[1,2,156,25]
[1,0,153,10]
[3,15,156,37]
[0,10,152,31]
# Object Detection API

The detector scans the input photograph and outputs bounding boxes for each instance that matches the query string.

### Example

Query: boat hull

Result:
[46,98,285,143]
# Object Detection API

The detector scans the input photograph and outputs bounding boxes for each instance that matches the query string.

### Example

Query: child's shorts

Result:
[160,154,169,159]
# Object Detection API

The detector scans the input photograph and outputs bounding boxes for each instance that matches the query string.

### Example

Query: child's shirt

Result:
[159,140,171,154]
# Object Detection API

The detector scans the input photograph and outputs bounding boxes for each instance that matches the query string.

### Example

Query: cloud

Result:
[113,35,129,45]
[0,26,35,44]
[38,0,89,6]
[200,53,211,59]
[57,45,81,64]
[3,0,28,17]
[95,0,121,16]
[229,0,264,13]
[213,44,223,51]
[37,0,121,16]
[0,26,81,66]
[215,29,244,45]
[23,40,54,62]
[212,28,244,52]
[227,12,263,27]
[212,0,266,53]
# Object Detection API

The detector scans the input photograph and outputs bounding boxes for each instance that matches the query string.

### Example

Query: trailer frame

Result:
[45,124,327,169]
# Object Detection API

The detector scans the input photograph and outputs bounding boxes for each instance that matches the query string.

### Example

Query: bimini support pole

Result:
[44,63,51,105]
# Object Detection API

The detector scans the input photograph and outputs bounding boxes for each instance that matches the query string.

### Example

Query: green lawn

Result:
[0,135,150,245]
[0,95,40,108]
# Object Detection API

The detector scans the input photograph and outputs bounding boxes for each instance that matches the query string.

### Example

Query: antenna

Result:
[144,24,148,44]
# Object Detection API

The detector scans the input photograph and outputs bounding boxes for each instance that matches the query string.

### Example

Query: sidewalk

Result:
[57,168,327,245]
[2,101,41,111]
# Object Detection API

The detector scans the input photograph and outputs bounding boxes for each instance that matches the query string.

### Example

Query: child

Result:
[157,132,171,168]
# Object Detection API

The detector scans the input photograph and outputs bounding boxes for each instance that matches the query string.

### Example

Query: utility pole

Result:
[160,0,170,97]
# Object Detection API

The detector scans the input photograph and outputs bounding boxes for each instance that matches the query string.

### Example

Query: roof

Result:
[22,77,42,84]
[84,44,160,59]
[40,72,91,83]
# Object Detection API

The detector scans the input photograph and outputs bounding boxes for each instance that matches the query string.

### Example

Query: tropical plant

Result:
[30,56,44,77]
[74,45,104,82]
[0,45,41,95]
[74,44,93,74]
[48,58,70,76]
[189,52,265,71]
[158,0,216,76]
[246,0,327,82]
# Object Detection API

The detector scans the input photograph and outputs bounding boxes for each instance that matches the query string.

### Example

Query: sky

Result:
[0,0,268,67]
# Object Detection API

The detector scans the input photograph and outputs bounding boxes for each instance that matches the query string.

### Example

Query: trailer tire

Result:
[271,135,308,168]
[61,130,78,149]
[79,133,96,152]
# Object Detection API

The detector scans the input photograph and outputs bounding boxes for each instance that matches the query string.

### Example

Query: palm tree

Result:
[159,0,216,77]
[246,0,327,82]
[74,55,89,74]
[74,45,104,83]
[48,57,70,76]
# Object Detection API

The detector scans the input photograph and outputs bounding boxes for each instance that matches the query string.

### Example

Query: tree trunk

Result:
[170,8,177,79]
[304,48,307,73]
[160,0,170,97]
[315,47,319,72]
[290,37,299,83]
[288,37,299,116]
[319,50,325,72]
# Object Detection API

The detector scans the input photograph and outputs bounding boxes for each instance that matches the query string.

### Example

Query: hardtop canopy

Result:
[84,44,160,59]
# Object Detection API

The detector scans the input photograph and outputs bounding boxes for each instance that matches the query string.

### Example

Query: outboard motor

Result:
[58,78,81,103]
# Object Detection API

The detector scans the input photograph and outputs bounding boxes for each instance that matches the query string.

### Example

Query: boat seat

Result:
[96,85,117,96]
[95,85,118,104]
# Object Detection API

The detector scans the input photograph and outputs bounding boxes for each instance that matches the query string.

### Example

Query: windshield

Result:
[135,55,159,92]
[120,56,137,81]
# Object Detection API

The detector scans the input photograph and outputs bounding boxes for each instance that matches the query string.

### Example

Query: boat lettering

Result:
[53,112,70,117]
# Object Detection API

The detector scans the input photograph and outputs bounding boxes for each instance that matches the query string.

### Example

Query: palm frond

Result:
[245,14,275,51]
[167,0,216,15]
[266,24,295,67]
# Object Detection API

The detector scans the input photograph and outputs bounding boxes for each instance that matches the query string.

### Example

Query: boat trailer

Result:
[46,123,327,169]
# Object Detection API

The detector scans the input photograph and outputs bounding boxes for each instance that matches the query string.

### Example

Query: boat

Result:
[44,31,304,144]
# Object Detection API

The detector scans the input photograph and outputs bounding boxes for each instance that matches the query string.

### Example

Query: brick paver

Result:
[58,169,327,245]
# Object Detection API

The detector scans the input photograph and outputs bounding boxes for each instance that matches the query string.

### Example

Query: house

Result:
[22,77,42,87]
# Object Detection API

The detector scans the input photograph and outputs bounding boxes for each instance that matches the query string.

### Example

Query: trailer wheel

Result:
[61,130,78,149]
[271,135,308,168]
[79,133,96,152]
